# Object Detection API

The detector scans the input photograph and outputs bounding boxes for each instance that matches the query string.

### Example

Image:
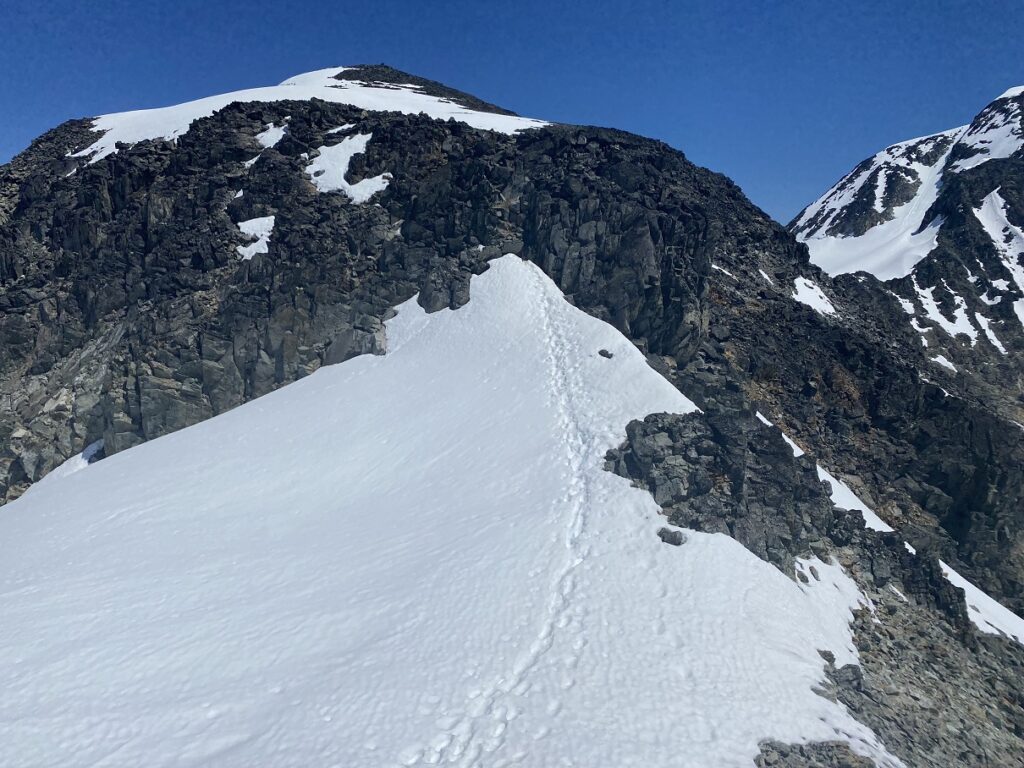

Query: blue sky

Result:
[1,0,1021,222]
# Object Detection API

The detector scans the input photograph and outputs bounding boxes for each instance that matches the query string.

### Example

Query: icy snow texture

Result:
[71,68,548,163]
[940,562,1024,645]
[306,133,391,203]
[930,354,958,372]
[792,277,837,315]
[0,256,900,768]
[235,215,275,260]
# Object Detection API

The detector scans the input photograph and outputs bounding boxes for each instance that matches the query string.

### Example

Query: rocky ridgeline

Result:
[608,408,1024,766]
[2,65,1023,766]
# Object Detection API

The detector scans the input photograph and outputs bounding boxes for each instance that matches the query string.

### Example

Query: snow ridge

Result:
[71,67,548,163]
[0,257,901,768]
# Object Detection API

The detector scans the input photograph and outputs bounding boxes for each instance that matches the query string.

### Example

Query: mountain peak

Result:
[71,65,549,163]
[331,63,521,116]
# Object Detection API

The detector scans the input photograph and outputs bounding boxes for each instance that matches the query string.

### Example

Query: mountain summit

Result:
[1,65,1023,767]
[791,85,1024,280]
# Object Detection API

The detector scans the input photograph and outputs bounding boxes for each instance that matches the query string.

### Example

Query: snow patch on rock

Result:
[306,133,391,203]
[235,215,275,259]
[940,562,1024,645]
[255,121,287,148]
[974,189,1024,328]
[71,68,549,163]
[792,277,837,315]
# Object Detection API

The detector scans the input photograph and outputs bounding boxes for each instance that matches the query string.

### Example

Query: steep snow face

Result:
[0,256,901,768]
[793,88,1023,280]
[792,129,960,280]
[72,67,549,163]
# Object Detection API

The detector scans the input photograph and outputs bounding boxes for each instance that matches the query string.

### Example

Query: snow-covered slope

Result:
[793,87,1023,280]
[791,129,960,280]
[72,67,548,163]
[0,256,900,767]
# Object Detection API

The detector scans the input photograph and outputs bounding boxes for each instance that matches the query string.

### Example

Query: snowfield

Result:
[71,68,548,163]
[794,129,959,281]
[0,256,902,767]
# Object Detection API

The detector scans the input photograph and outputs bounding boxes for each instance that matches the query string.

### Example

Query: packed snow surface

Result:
[235,215,275,260]
[306,133,391,202]
[0,256,900,768]
[72,68,548,162]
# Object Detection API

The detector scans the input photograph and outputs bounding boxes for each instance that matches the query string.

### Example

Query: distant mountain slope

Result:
[790,87,1024,424]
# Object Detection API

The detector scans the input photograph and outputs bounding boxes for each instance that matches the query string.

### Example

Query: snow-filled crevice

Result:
[305,133,391,203]
[0,257,901,768]
[235,215,275,260]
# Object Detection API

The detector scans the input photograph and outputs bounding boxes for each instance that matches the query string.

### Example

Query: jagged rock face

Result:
[610,409,1024,767]
[780,86,1024,611]
[0,75,766,501]
[3,66,1023,607]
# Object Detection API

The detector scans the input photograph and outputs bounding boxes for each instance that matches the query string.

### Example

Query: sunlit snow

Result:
[71,68,548,163]
[235,215,275,260]
[0,256,901,768]
[256,121,288,148]
[940,562,1024,645]
[306,133,391,203]
[792,276,837,315]
[949,95,1023,172]
[974,189,1024,329]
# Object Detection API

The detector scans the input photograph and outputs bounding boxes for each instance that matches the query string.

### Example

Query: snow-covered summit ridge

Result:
[71,66,549,163]
[0,255,900,767]
[793,86,1023,279]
